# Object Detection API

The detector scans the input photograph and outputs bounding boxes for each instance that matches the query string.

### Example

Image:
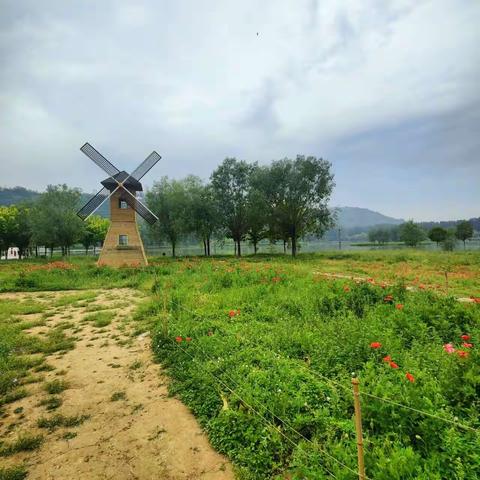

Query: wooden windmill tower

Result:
[77,143,161,267]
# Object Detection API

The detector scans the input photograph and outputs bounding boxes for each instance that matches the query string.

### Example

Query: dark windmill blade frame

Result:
[77,143,161,223]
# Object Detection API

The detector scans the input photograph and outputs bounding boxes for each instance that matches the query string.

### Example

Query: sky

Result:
[1,0,479,221]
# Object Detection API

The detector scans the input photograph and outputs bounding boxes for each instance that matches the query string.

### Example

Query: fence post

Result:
[352,377,366,480]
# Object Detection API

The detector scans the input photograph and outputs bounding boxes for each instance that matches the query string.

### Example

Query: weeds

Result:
[0,465,28,480]
[38,396,62,410]
[44,379,68,394]
[110,391,127,401]
[0,434,43,456]
[37,414,90,431]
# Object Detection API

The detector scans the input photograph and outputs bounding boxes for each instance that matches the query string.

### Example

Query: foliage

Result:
[80,215,110,254]
[442,229,457,252]
[30,184,84,255]
[399,220,426,247]
[260,156,335,256]
[211,158,256,257]
[456,220,474,249]
[368,227,391,244]
[146,257,480,479]
[428,226,448,246]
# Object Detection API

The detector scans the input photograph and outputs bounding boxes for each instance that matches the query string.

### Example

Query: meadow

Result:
[0,250,479,479]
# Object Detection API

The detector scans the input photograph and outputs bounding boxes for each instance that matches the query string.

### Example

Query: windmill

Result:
[77,143,161,267]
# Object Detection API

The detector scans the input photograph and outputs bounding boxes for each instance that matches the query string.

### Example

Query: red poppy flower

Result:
[406,372,415,383]
[186,337,192,342]
[461,334,470,341]
[228,310,236,317]
[418,284,426,290]
[175,336,183,343]
[389,361,399,369]
[383,355,392,362]
[343,285,350,292]
[380,283,387,289]
[457,350,469,358]
[462,342,473,348]
[384,295,394,303]
[370,342,382,349]
[395,304,404,310]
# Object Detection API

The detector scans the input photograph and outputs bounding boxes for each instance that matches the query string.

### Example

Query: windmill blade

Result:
[77,186,113,220]
[130,151,161,182]
[80,142,120,178]
[121,188,158,225]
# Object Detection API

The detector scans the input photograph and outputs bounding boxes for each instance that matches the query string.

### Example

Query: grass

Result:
[0,434,43,456]
[37,414,90,431]
[83,311,115,328]
[38,396,62,410]
[0,252,479,479]
[110,391,127,401]
[44,379,69,394]
[0,465,28,480]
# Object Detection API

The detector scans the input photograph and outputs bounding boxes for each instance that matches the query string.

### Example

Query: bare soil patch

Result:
[0,289,234,479]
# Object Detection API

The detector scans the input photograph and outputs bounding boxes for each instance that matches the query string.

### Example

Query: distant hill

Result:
[0,186,39,205]
[334,206,404,229]
[0,186,110,218]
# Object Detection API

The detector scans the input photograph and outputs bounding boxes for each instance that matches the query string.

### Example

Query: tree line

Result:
[368,220,475,250]
[145,155,335,257]
[0,185,109,259]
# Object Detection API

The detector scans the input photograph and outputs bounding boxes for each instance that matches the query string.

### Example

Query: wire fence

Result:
[157,297,479,479]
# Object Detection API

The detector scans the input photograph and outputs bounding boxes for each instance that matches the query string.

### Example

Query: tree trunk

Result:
[203,239,207,256]
[253,240,257,254]
[237,240,241,257]
[234,242,237,256]
[94,244,96,255]
[172,242,176,258]
[85,246,89,256]
[291,233,297,257]
[207,237,211,256]
[283,240,287,254]
[464,240,466,250]
[50,247,53,258]
[45,246,47,256]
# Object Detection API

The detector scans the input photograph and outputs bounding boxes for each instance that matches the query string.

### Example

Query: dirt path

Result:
[0,289,234,479]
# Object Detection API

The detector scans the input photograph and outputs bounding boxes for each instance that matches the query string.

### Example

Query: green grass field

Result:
[1,251,479,479]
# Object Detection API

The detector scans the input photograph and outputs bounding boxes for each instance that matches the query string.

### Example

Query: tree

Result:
[245,171,269,254]
[31,185,84,256]
[211,158,256,257]
[428,227,447,247]
[146,177,191,257]
[368,227,390,245]
[81,215,110,255]
[188,181,220,256]
[0,205,33,259]
[455,220,474,250]
[399,220,426,247]
[262,155,335,256]
[442,229,457,251]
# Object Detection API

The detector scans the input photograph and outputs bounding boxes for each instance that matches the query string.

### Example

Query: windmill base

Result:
[98,221,148,268]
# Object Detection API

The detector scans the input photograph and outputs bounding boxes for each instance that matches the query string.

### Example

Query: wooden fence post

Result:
[352,377,366,480]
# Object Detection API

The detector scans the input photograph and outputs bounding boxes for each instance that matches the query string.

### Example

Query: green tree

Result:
[246,172,269,254]
[81,215,110,255]
[146,177,191,257]
[187,180,220,256]
[211,158,256,257]
[455,220,474,250]
[442,229,457,251]
[428,227,447,247]
[399,220,426,247]
[0,206,18,259]
[368,227,390,245]
[31,185,84,256]
[262,156,335,256]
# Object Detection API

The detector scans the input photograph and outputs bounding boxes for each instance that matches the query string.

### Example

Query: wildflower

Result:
[228,310,236,317]
[395,304,404,310]
[406,372,415,383]
[380,283,387,289]
[384,294,393,303]
[272,276,281,283]
[343,285,350,292]
[443,343,455,354]
[186,337,192,342]
[389,361,399,369]
[462,342,473,348]
[370,342,382,349]
[457,350,469,358]
[382,355,392,362]
[418,284,426,290]
[175,336,183,343]
[461,334,471,341]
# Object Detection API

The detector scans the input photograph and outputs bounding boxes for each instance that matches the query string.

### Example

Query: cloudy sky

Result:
[1,0,479,221]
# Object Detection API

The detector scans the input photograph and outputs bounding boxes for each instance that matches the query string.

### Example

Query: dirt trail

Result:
[0,289,234,480]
